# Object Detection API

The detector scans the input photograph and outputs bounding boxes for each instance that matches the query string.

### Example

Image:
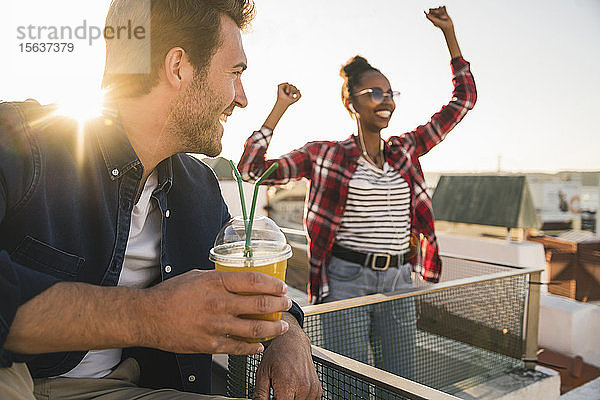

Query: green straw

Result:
[244,162,279,257]
[228,160,248,224]
[228,160,251,256]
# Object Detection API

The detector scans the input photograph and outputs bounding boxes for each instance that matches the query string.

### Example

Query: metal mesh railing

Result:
[227,256,540,398]
[228,353,415,400]
[314,359,410,400]
[303,276,527,394]
[228,346,460,400]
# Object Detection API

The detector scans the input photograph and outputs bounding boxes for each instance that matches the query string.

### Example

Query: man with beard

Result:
[0,0,320,399]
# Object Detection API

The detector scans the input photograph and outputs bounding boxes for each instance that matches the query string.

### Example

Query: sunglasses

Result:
[354,88,401,104]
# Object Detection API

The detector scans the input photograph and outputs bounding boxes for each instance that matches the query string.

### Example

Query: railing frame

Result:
[303,265,542,316]
[311,345,461,400]
[227,251,545,398]
[524,271,542,370]
[302,254,544,371]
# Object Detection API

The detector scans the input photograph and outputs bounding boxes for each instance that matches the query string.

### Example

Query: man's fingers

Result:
[295,372,319,400]
[271,380,295,400]
[220,317,289,341]
[219,271,287,295]
[272,388,294,400]
[214,335,264,355]
[224,293,291,319]
[252,367,271,400]
[310,383,323,400]
[310,378,324,400]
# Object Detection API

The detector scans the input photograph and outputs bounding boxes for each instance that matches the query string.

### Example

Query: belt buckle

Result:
[371,253,391,271]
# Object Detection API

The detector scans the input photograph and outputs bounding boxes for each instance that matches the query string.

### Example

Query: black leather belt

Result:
[331,243,408,271]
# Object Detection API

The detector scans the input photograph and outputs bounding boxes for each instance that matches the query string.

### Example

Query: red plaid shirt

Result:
[238,57,476,304]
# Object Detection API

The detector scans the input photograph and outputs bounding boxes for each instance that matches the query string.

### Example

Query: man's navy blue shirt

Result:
[0,100,303,393]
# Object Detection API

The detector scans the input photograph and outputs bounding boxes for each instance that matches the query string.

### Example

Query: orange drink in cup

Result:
[210,216,292,342]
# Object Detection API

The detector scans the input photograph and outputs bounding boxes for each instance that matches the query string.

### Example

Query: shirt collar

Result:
[343,134,361,160]
[344,133,394,160]
[91,105,173,193]
[155,157,173,194]
[92,108,141,181]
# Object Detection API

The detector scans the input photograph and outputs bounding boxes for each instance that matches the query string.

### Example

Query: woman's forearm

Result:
[442,28,462,59]
[262,101,290,131]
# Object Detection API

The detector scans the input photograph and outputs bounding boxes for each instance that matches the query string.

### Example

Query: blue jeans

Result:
[320,256,416,398]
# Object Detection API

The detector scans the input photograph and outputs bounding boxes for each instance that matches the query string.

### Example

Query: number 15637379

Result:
[19,42,74,53]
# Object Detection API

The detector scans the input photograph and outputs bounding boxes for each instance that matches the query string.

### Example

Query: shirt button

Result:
[188,375,196,382]
[111,168,119,176]
[165,265,172,273]
[165,210,171,218]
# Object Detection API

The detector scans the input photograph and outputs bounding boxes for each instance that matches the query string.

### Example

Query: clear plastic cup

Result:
[209,215,292,342]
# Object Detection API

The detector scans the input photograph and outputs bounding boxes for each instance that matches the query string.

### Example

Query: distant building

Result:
[426,171,600,235]
[431,175,539,240]
[527,171,599,233]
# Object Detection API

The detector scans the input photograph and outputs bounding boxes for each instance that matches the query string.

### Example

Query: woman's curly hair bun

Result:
[340,55,381,105]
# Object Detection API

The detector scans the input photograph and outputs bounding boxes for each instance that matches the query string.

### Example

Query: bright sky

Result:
[1,0,598,173]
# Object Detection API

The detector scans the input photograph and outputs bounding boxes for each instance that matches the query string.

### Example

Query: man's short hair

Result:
[102,0,255,98]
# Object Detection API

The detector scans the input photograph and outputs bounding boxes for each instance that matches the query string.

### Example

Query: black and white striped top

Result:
[335,157,411,254]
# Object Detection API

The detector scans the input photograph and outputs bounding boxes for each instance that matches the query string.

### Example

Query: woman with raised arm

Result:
[238,6,476,378]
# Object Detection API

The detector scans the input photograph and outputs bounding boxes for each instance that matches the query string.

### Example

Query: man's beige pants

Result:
[0,358,239,400]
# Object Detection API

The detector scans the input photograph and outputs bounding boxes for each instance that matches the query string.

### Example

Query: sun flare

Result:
[55,89,106,124]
